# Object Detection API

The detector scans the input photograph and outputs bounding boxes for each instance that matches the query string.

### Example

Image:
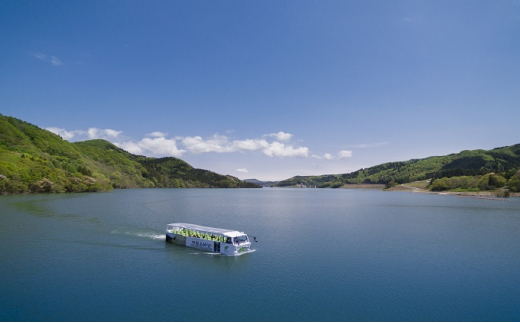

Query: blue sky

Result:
[1,0,520,181]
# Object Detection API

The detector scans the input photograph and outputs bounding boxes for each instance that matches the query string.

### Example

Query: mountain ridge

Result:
[243,178,279,187]
[2,113,519,195]
[276,144,520,193]
[0,114,260,194]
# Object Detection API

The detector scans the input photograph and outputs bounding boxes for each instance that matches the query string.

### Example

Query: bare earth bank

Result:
[386,183,520,198]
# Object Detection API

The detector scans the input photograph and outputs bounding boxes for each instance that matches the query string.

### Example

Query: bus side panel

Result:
[174,234,186,246]
[220,243,235,256]
[186,237,214,251]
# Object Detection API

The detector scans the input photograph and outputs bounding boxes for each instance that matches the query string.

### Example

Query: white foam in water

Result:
[189,252,220,255]
[111,229,165,240]
[189,250,256,256]
[135,232,165,240]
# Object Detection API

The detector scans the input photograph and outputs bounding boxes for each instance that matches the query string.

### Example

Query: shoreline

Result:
[339,184,386,189]
[386,183,520,197]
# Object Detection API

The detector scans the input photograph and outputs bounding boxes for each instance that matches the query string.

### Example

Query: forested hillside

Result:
[0,114,259,194]
[277,145,520,193]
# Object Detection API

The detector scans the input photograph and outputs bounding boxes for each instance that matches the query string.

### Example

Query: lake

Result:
[1,188,519,321]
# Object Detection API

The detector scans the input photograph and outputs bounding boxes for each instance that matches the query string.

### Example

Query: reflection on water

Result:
[1,189,519,321]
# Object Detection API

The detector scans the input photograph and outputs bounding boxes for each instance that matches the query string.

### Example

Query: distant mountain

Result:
[277,144,520,193]
[243,178,279,187]
[0,114,260,194]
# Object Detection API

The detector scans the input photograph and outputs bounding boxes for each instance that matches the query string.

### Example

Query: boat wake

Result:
[233,249,256,256]
[111,228,165,241]
[189,252,221,256]
[137,232,166,240]
[186,248,257,256]
[188,250,257,256]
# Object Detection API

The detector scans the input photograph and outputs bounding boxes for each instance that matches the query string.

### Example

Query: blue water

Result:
[1,188,519,321]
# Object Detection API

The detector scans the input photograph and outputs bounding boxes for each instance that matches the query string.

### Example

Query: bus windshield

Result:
[235,235,248,244]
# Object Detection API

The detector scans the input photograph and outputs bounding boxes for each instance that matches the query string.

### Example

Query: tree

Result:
[507,170,520,192]
[489,174,506,188]
[430,178,449,191]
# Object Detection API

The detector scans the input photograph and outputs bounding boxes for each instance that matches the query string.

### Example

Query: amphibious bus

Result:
[166,223,255,256]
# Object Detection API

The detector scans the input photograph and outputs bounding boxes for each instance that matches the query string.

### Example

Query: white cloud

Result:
[147,131,168,138]
[263,142,309,158]
[45,127,313,159]
[46,127,78,140]
[338,150,353,159]
[50,56,62,66]
[115,134,185,157]
[46,127,122,141]
[312,153,334,160]
[182,134,234,154]
[33,53,62,66]
[137,137,185,157]
[268,131,293,141]
[87,128,122,140]
[236,168,249,173]
[181,133,310,158]
[33,53,47,60]
[232,139,269,151]
[117,141,144,155]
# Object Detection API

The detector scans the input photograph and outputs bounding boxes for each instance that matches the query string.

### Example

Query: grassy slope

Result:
[72,140,154,189]
[0,116,112,193]
[76,139,260,188]
[0,115,259,194]
[277,145,520,192]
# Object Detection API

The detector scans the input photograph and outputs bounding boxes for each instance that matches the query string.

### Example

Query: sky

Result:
[1,0,520,181]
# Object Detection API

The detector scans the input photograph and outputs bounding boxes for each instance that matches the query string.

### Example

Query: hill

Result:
[243,179,279,187]
[0,114,260,194]
[277,145,520,193]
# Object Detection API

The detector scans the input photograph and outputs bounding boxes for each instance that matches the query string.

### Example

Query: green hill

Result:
[0,114,259,194]
[277,145,520,193]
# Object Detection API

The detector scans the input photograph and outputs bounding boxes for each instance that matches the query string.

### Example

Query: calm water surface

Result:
[1,188,519,321]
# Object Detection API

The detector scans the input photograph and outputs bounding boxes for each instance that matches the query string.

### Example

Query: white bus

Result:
[166,223,255,256]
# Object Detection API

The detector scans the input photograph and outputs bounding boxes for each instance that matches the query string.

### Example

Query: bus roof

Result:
[167,223,245,237]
